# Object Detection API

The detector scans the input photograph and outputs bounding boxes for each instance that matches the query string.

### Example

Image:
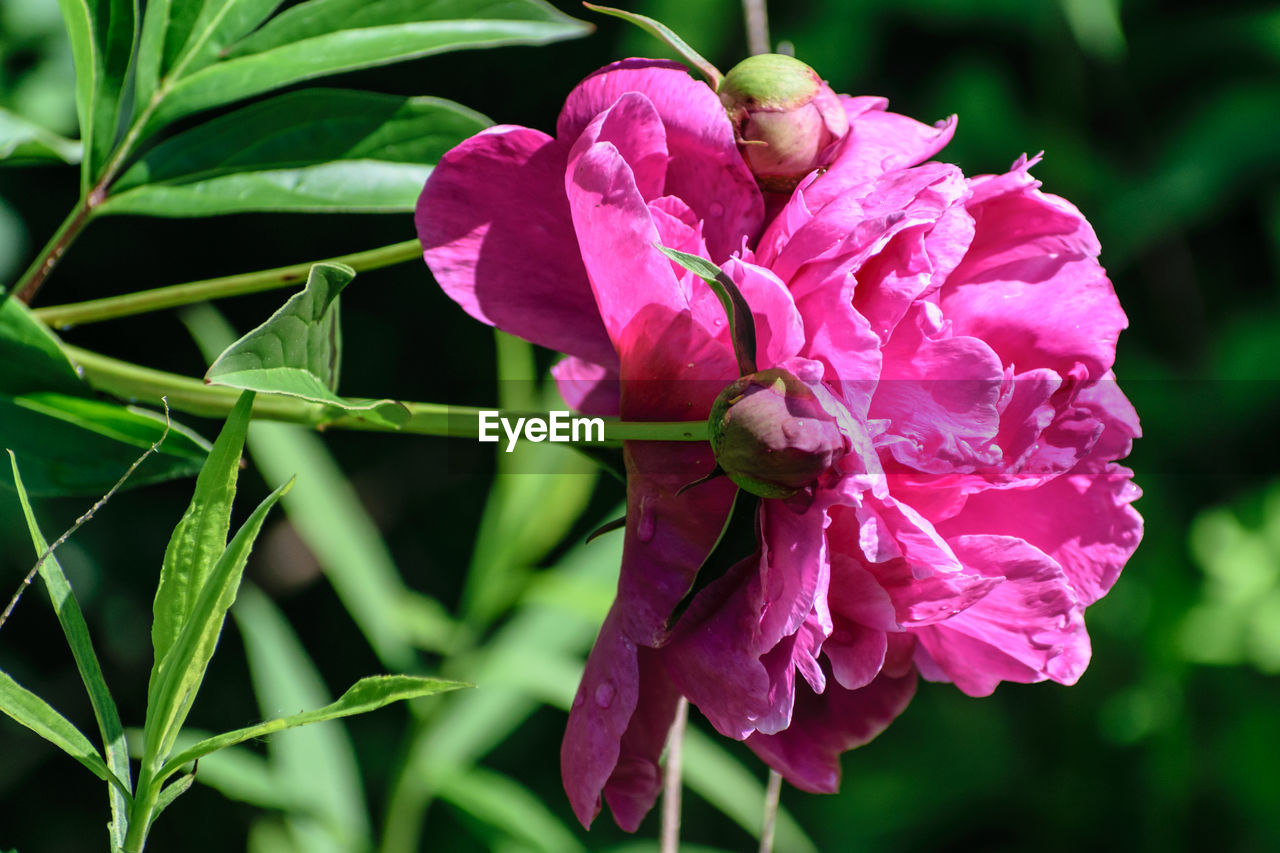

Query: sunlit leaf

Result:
[583,3,721,86]
[137,0,590,136]
[104,89,488,216]
[55,0,135,184]
[205,263,408,428]
[0,107,82,165]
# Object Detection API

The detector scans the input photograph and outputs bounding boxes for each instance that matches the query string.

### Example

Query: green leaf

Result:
[205,263,409,427]
[231,584,369,852]
[0,668,127,795]
[656,244,758,375]
[103,89,489,216]
[438,766,586,853]
[143,452,292,772]
[0,289,209,496]
[9,451,132,848]
[135,0,285,113]
[583,3,721,87]
[160,673,466,779]
[0,393,210,496]
[56,0,136,185]
[147,770,197,830]
[150,391,253,671]
[137,0,590,137]
[185,301,432,668]
[0,107,83,165]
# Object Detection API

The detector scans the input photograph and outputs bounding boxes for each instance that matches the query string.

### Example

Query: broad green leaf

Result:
[9,452,132,848]
[160,673,466,779]
[438,766,586,853]
[143,466,292,771]
[135,0,285,112]
[205,263,409,427]
[657,244,757,375]
[0,668,126,794]
[56,0,136,185]
[583,3,722,87]
[185,302,431,667]
[232,584,368,852]
[103,89,488,216]
[0,393,209,496]
[0,290,209,495]
[0,107,83,165]
[150,392,253,671]
[0,287,84,396]
[137,0,590,136]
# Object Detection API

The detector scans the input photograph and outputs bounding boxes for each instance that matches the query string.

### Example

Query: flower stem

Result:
[34,238,423,328]
[742,0,771,55]
[12,196,96,304]
[759,769,782,853]
[661,697,690,853]
[63,344,709,443]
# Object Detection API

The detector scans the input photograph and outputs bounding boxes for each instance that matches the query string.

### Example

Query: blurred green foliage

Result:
[3,0,1280,851]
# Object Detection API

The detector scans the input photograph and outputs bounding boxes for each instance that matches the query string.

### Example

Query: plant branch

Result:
[742,0,771,55]
[759,769,782,853]
[35,239,424,329]
[661,697,689,853]
[12,195,98,305]
[62,345,709,443]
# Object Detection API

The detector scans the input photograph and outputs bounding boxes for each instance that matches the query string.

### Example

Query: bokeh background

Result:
[3,0,1279,850]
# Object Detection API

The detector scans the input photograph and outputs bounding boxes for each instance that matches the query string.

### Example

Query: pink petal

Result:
[569,91,669,200]
[724,258,807,368]
[746,669,918,794]
[417,126,615,365]
[911,535,1090,697]
[824,617,889,691]
[941,168,1126,380]
[559,59,763,260]
[551,357,620,416]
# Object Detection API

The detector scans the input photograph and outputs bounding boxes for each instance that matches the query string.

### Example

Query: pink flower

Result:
[417,58,1141,830]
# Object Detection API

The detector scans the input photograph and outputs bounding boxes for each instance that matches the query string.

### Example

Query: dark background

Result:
[2,0,1279,850]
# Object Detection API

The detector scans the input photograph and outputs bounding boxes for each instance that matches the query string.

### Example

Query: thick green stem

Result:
[12,196,96,304]
[122,769,160,852]
[63,345,709,443]
[35,239,424,329]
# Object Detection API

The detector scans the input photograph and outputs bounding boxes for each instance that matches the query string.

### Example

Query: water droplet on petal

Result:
[594,681,616,708]
[782,418,808,441]
[573,692,585,708]
[708,202,725,218]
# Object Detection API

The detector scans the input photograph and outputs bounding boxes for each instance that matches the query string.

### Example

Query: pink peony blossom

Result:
[417,58,1141,830]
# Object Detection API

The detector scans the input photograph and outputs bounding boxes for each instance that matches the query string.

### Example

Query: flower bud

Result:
[708,368,847,498]
[717,54,849,192]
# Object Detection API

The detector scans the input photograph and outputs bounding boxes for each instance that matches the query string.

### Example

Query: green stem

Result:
[63,345,709,443]
[35,239,424,329]
[122,769,160,852]
[12,196,96,304]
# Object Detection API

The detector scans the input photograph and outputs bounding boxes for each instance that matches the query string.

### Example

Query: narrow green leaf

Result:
[103,89,488,216]
[205,263,409,427]
[147,770,197,829]
[438,766,586,853]
[232,583,368,851]
[138,0,591,136]
[656,244,758,375]
[160,675,466,779]
[0,107,83,165]
[9,452,132,846]
[143,471,293,770]
[150,392,253,671]
[55,0,136,184]
[0,668,127,795]
[583,3,722,87]
[0,394,209,496]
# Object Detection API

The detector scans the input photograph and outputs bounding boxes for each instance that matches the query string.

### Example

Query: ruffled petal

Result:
[911,535,1089,696]
[559,59,763,259]
[552,357,620,417]
[602,648,683,831]
[417,126,615,365]
[746,668,917,794]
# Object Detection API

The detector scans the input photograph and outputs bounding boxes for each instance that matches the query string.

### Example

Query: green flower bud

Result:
[708,368,847,499]
[717,54,850,192]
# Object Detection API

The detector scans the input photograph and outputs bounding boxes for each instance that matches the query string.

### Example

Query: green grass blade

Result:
[437,766,587,853]
[8,451,132,847]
